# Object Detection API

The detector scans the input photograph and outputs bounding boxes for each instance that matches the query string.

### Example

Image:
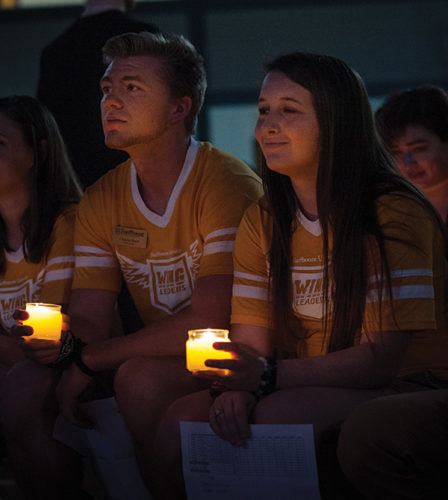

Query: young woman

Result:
[0,95,81,381]
[151,53,448,499]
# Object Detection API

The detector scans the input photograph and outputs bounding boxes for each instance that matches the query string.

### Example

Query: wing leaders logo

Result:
[117,242,201,315]
[149,253,195,314]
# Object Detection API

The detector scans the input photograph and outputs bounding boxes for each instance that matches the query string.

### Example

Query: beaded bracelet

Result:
[254,356,277,400]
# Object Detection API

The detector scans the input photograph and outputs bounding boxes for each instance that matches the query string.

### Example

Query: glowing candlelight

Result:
[23,303,62,340]
[186,329,232,375]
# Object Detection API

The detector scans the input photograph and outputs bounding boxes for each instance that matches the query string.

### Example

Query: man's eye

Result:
[258,107,268,115]
[412,147,426,153]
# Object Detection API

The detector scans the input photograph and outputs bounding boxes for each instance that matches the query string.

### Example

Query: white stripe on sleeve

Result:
[203,241,234,256]
[205,227,238,242]
[74,245,113,256]
[232,284,269,301]
[367,285,435,303]
[44,268,74,283]
[234,271,269,283]
[75,256,118,268]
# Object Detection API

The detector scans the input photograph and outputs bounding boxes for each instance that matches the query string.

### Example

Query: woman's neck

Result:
[0,191,29,251]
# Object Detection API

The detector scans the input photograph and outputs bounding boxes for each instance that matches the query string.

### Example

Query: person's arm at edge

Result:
[277,329,411,389]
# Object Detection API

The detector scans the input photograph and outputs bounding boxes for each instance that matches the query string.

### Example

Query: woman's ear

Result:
[170,96,193,125]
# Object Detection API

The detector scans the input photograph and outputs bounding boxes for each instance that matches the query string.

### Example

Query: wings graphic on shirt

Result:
[189,240,202,281]
[116,251,151,289]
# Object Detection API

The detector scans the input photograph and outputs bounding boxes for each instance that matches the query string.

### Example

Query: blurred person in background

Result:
[375,85,448,225]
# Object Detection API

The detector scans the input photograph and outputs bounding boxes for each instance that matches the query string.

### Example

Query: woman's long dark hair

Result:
[0,96,82,275]
[261,53,444,356]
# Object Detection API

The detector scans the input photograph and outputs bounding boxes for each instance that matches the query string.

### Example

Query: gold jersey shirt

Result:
[0,205,76,331]
[231,193,448,381]
[73,139,262,325]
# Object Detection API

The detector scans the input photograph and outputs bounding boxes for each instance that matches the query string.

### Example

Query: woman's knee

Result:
[0,360,53,426]
[155,391,210,461]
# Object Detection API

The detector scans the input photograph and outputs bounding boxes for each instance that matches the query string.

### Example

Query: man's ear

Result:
[171,96,192,125]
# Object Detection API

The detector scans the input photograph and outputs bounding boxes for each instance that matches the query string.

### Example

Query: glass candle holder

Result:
[23,303,62,340]
[186,328,232,375]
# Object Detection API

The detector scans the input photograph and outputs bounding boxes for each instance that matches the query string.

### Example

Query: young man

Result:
[3,32,262,498]
[62,31,261,487]
[374,85,448,224]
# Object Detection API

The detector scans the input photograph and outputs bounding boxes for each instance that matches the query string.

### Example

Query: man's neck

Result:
[129,133,192,216]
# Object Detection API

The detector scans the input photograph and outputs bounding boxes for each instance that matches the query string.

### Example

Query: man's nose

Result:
[402,151,417,167]
[102,92,122,110]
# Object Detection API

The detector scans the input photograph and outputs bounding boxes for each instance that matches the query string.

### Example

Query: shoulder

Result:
[83,159,131,199]
[375,191,443,248]
[376,192,435,224]
[53,204,77,232]
[195,142,261,184]
[238,197,271,238]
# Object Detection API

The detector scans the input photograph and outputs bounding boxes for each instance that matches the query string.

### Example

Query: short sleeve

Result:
[231,202,272,328]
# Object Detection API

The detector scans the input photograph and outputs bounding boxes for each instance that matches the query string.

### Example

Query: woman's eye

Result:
[258,107,268,115]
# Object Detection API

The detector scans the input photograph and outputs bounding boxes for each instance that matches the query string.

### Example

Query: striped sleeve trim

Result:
[205,227,238,242]
[367,285,435,303]
[75,256,118,268]
[232,284,269,301]
[203,241,234,256]
[234,270,269,283]
[74,245,113,256]
[47,256,75,267]
[369,268,433,283]
[44,268,74,283]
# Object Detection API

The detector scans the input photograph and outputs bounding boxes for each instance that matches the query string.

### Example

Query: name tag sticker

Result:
[113,226,148,248]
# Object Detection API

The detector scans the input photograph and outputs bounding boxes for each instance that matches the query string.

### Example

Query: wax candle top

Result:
[187,328,230,341]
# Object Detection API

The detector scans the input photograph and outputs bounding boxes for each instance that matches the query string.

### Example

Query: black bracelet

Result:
[254,356,277,400]
[52,330,76,369]
[72,338,98,377]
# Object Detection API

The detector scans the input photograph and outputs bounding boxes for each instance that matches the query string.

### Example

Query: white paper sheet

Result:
[181,422,321,500]
[53,397,152,500]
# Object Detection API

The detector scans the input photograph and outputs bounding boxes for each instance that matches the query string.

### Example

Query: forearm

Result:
[81,274,233,372]
[82,304,229,371]
[277,332,410,390]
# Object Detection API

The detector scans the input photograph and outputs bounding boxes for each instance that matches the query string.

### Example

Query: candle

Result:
[186,329,232,375]
[23,303,62,340]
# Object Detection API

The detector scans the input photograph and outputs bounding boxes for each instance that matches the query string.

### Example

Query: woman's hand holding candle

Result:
[11,308,70,365]
[200,342,265,393]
